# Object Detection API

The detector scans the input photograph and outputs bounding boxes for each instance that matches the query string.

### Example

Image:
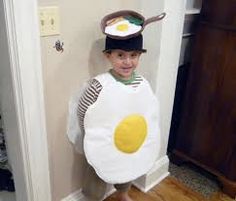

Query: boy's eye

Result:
[131,53,139,58]
[117,53,125,59]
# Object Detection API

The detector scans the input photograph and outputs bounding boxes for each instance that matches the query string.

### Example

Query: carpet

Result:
[169,162,220,198]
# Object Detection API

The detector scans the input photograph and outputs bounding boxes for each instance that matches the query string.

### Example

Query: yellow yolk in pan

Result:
[105,19,142,37]
[114,114,147,153]
[116,24,129,32]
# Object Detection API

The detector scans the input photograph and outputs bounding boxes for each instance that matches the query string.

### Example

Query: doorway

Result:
[0,0,51,200]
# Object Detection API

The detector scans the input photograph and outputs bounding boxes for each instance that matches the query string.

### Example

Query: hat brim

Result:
[103,34,147,53]
[103,48,147,53]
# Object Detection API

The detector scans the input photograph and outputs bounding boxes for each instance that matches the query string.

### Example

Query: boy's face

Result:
[105,49,141,79]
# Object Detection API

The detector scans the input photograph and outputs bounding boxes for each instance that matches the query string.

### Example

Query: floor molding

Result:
[133,155,170,192]
[61,189,83,201]
[133,171,170,193]
[61,185,116,201]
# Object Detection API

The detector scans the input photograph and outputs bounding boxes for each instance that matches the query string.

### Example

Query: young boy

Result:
[67,10,165,201]
[77,34,161,201]
[78,35,145,201]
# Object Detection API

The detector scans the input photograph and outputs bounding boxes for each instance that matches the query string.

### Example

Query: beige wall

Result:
[39,0,164,200]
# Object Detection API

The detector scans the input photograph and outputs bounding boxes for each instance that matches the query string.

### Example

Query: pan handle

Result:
[143,12,166,27]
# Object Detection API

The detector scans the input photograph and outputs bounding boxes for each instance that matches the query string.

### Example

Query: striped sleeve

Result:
[77,79,102,133]
[77,73,144,134]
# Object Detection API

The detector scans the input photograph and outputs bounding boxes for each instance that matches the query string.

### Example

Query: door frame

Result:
[1,0,51,200]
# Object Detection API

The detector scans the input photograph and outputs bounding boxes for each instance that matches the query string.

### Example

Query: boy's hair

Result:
[103,34,147,53]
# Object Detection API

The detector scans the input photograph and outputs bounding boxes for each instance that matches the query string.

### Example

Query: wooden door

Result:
[172,0,236,197]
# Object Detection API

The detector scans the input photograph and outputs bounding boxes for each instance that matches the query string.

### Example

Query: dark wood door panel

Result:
[175,25,236,173]
[171,1,236,196]
[201,0,236,27]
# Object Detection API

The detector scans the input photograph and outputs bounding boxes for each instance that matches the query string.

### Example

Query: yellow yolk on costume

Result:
[114,114,147,153]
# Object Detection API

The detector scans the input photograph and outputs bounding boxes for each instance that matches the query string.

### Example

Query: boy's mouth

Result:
[121,67,132,70]
[121,67,133,73]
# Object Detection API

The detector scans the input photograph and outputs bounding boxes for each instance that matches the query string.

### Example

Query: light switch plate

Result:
[39,6,60,36]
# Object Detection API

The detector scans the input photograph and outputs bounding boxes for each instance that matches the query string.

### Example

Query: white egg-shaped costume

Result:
[83,72,161,184]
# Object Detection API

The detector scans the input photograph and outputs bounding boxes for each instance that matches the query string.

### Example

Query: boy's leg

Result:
[114,182,133,201]
[114,182,132,192]
[82,164,107,201]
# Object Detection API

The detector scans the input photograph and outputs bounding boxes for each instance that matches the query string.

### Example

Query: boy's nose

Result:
[123,57,132,66]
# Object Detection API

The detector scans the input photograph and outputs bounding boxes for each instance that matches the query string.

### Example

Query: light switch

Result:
[39,6,60,36]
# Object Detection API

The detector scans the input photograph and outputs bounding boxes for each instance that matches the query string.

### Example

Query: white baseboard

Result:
[61,189,84,201]
[61,185,116,201]
[133,171,170,193]
[133,155,170,192]
[62,155,169,201]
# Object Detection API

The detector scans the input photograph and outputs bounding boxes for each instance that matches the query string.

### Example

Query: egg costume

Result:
[84,73,160,184]
[67,10,166,186]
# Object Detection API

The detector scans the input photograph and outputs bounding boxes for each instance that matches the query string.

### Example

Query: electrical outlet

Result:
[39,6,60,36]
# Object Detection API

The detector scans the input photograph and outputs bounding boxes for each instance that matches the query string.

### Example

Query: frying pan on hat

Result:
[101,10,166,40]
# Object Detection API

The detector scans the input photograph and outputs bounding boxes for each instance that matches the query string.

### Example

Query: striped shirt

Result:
[77,72,143,133]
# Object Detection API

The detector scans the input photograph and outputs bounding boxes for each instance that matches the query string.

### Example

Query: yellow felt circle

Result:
[116,24,129,32]
[114,114,147,153]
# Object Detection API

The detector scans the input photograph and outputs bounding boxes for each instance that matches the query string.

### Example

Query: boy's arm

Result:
[67,78,102,154]
[77,78,102,135]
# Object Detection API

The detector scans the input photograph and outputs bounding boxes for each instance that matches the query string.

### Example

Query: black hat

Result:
[103,34,147,53]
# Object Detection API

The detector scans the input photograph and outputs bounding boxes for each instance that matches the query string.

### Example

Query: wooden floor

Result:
[104,177,234,201]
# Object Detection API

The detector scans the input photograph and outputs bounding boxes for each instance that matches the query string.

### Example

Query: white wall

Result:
[156,0,186,157]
